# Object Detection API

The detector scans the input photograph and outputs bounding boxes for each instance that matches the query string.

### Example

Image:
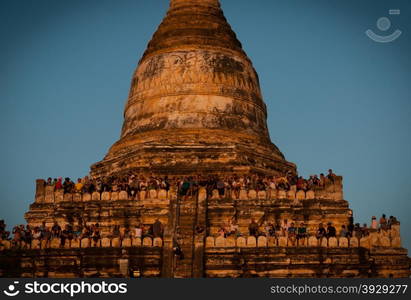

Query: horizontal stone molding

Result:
[208,186,342,201]
[34,189,173,203]
[34,178,344,204]
[0,237,162,250]
[204,232,399,249]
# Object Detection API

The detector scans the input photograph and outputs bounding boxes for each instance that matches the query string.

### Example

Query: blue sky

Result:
[1,0,410,250]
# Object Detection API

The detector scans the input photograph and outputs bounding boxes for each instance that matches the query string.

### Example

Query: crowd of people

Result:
[41,169,339,200]
[0,213,399,249]
[215,214,399,241]
[0,219,164,248]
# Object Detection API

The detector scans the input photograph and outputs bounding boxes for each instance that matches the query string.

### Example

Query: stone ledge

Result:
[205,229,402,250]
[0,237,162,251]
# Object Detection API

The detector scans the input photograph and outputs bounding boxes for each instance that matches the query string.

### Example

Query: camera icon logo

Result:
[3,281,20,297]
[366,9,402,43]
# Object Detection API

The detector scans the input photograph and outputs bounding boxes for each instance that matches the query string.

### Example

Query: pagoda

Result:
[0,0,409,278]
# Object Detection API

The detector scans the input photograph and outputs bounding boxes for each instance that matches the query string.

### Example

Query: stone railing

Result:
[208,187,341,201]
[207,176,343,201]
[0,236,163,251]
[34,187,342,204]
[206,225,402,249]
[33,176,343,204]
[35,185,175,204]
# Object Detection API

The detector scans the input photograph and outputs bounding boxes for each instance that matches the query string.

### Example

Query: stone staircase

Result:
[160,188,207,278]
[173,195,198,278]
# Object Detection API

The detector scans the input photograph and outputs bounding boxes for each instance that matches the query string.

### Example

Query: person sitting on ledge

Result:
[248,218,259,237]
[297,222,307,240]
[269,222,277,237]
[73,225,82,239]
[51,221,61,238]
[319,173,326,188]
[128,175,138,199]
[371,216,378,230]
[361,223,369,237]
[266,177,276,198]
[218,226,226,238]
[339,225,348,238]
[63,177,74,194]
[276,176,289,190]
[55,177,63,190]
[296,177,306,191]
[75,178,83,193]
[327,169,337,183]
[91,224,101,246]
[42,228,51,246]
[326,222,336,238]
[180,177,190,200]
[353,223,362,238]
[142,224,153,238]
[81,225,91,239]
[134,224,143,239]
[316,223,326,239]
[216,178,225,198]
[161,176,171,192]
[23,225,32,248]
[122,225,131,239]
[281,219,289,237]
[0,220,10,240]
[312,175,320,187]
[12,226,22,246]
[60,225,71,247]
[46,177,54,187]
[112,225,120,238]
[288,222,297,238]
[227,219,238,237]
[388,216,398,229]
[264,221,274,237]
[32,227,42,240]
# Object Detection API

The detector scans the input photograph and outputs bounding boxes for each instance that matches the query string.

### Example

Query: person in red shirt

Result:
[55,177,63,190]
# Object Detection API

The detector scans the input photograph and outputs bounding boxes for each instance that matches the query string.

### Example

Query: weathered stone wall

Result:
[0,178,405,278]
[0,236,163,250]
[205,226,402,249]
[0,247,162,278]
[26,184,174,236]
